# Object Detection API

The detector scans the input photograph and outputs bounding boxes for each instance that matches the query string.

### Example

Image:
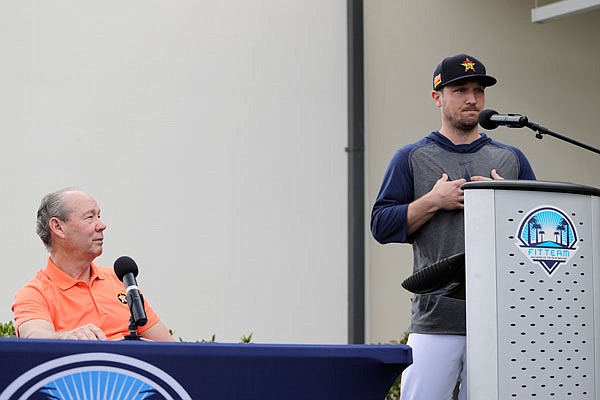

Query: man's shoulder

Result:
[392,135,436,159]
[482,139,531,162]
[485,138,525,153]
[23,268,51,286]
[15,269,53,298]
[403,134,434,149]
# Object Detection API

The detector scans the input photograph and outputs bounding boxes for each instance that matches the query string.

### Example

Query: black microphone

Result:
[114,256,148,327]
[478,109,529,130]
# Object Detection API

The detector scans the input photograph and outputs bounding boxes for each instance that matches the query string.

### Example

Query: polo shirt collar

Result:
[44,257,104,290]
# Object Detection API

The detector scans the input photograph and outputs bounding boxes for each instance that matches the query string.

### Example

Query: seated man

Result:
[12,188,174,341]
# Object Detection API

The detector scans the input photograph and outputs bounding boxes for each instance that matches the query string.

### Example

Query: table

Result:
[0,338,412,399]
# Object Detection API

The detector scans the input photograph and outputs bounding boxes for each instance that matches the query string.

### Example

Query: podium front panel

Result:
[464,181,599,400]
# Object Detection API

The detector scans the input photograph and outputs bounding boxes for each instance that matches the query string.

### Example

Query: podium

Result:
[0,338,411,399]
[463,180,600,399]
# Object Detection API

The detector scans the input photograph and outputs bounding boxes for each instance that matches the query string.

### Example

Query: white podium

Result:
[464,180,600,399]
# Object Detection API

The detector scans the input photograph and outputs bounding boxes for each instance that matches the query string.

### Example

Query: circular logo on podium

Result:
[516,206,579,276]
[0,353,192,400]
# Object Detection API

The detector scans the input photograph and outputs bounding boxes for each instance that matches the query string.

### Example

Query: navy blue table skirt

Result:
[0,338,412,399]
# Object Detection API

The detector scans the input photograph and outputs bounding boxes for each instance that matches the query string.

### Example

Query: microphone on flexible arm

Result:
[479,109,600,155]
[478,109,529,130]
[114,256,148,333]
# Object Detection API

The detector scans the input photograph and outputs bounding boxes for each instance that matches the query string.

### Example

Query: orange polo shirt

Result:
[12,258,160,340]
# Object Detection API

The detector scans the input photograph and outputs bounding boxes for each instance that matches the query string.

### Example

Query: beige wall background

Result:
[0,1,348,344]
[365,0,600,343]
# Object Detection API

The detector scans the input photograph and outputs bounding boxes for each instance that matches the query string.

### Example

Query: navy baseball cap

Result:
[433,54,497,90]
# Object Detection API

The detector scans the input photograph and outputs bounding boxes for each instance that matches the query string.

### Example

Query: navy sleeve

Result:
[370,146,416,244]
[514,148,536,180]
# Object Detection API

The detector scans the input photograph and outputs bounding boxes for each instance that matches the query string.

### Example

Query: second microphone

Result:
[114,256,148,327]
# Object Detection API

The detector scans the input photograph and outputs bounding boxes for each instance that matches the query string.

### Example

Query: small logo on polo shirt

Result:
[117,292,128,304]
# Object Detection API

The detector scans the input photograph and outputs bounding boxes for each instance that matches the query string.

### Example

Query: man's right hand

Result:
[406,173,466,235]
[18,320,107,340]
[55,323,107,340]
[430,173,467,211]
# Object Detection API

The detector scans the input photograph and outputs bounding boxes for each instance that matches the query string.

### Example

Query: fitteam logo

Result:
[515,206,579,276]
[0,353,192,400]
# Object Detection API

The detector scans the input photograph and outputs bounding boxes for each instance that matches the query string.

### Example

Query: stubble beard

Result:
[454,119,478,132]
[444,109,479,133]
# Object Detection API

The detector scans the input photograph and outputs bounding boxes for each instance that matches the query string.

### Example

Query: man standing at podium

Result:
[371,54,536,399]
[12,188,174,341]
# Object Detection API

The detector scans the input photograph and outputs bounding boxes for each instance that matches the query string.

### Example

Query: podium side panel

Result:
[465,189,499,400]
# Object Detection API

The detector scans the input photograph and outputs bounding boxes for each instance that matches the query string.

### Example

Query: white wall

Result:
[0,1,348,344]
[365,0,600,343]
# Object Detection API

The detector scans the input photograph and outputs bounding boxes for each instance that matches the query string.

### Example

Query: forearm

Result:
[140,320,176,342]
[18,320,60,339]
[406,192,440,236]
[406,174,467,235]
[18,319,107,340]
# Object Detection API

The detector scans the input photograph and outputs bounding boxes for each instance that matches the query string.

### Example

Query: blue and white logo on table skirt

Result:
[0,353,192,400]
[516,206,579,276]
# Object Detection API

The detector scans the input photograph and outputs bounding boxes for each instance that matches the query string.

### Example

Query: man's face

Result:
[434,80,486,132]
[60,191,106,260]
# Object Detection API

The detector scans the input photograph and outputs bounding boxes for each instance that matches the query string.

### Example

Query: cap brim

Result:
[439,75,497,89]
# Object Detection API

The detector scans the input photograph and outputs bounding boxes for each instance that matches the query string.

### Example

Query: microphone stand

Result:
[123,316,143,340]
[526,121,600,155]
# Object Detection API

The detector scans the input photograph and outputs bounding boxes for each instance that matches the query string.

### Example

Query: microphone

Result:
[478,109,529,130]
[114,256,148,327]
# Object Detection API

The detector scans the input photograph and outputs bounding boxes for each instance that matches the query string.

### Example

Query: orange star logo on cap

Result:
[461,58,476,72]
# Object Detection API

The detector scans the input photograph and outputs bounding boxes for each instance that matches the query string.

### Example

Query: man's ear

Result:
[432,89,442,108]
[49,217,66,239]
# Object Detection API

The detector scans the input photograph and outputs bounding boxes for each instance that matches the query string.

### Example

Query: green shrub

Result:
[0,321,16,337]
[169,330,253,344]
